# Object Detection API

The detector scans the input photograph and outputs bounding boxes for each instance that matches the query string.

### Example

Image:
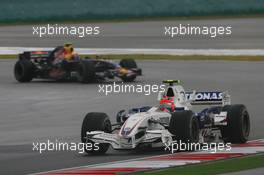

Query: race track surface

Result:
[0,17,263,49]
[0,59,263,174]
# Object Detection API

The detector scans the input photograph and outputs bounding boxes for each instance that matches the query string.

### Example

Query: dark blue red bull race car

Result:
[14,46,142,83]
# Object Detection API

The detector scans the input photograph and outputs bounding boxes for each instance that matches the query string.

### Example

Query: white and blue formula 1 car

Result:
[81,80,250,154]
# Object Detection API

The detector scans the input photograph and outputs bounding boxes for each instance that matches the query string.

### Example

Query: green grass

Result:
[135,153,264,175]
[1,54,264,61]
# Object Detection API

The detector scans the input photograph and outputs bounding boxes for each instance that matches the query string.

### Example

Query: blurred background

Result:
[1,0,264,24]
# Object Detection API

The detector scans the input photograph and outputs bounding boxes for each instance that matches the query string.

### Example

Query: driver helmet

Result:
[64,43,74,53]
[159,96,175,112]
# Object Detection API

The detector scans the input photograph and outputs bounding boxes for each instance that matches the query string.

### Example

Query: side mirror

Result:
[157,91,163,101]
[116,110,126,123]
[222,91,231,106]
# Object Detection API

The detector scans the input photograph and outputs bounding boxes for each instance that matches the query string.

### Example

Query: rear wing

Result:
[19,51,51,60]
[185,91,231,106]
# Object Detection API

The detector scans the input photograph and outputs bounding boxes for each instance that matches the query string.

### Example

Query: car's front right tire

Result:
[119,59,138,82]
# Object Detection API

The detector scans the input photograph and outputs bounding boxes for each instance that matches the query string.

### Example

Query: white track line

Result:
[1,47,264,56]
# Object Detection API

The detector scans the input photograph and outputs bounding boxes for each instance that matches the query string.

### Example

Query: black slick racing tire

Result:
[221,104,250,143]
[81,112,112,154]
[119,59,137,69]
[14,59,34,82]
[169,111,200,147]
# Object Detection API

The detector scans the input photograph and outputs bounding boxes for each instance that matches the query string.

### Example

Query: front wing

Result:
[85,130,172,149]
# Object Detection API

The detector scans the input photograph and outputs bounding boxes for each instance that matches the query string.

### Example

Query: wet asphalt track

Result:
[0,17,264,49]
[0,59,263,174]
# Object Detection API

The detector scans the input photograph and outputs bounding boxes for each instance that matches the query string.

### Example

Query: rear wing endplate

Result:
[19,51,51,60]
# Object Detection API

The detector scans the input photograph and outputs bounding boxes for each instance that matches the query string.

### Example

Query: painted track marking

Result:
[32,139,264,175]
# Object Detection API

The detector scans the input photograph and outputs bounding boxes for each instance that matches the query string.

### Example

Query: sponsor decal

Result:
[186,91,222,101]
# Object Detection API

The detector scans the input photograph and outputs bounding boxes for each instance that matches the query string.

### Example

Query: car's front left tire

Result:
[81,112,112,154]
[119,59,137,69]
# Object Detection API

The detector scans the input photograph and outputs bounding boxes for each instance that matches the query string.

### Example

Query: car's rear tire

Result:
[221,104,250,143]
[81,112,112,154]
[119,59,137,69]
[169,111,199,146]
[14,59,34,82]
[78,61,95,83]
